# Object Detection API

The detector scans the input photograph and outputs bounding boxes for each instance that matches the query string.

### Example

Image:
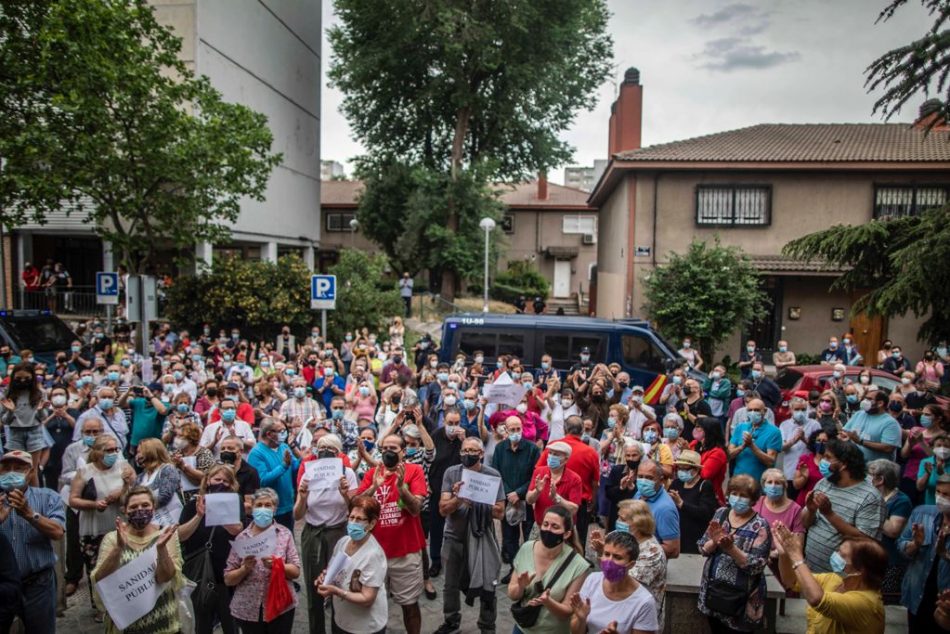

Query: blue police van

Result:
[439,313,703,404]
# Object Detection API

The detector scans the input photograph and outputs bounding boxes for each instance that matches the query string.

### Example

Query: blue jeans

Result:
[0,567,56,633]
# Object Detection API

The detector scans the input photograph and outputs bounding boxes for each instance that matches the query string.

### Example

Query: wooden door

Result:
[849,306,886,367]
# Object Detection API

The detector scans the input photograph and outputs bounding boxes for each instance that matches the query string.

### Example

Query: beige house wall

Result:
[597,170,939,361]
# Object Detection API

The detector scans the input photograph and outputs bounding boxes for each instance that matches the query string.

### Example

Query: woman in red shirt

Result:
[689,416,727,505]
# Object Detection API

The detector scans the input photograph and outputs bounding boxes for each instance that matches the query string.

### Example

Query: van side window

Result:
[622,335,664,372]
[458,331,497,358]
[498,334,525,358]
[571,336,604,359]
[542,335,570,365]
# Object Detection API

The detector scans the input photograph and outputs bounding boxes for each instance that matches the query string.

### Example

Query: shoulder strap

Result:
[543,549,579,592]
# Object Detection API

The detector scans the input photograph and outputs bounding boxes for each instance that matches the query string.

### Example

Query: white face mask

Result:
[935,447,950,461]
[515,403,527,414]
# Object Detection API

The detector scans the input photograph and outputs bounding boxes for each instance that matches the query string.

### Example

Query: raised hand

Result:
[804,491,818,513]
[813,491,832,514]
[912,522,925,546]
[516,570,533,591]
[241,555,256,571]
[156,524,178,549]
[373,467,387,489]
[115,518,129,548]
[570,593,591,620]
[598,622,620,634]
[589,528,605,555]
[706,519,724,543]
[668,489,683,508]
[283,449,292,467]
[527,589,550,607]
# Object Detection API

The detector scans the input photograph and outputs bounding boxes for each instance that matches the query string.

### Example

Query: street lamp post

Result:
[348,218,359,248]
[479,217,496,312]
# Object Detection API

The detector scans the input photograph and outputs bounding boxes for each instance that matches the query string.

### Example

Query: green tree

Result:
[330,0,613,299]
[784,0,950,344]
[164,255,314,340]
[865,0,949,130]
[643,240,770,363]
[0,0,281,272]
[326,250,403,342]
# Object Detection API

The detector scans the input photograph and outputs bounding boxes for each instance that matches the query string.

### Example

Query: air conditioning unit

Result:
[582,233,596,245]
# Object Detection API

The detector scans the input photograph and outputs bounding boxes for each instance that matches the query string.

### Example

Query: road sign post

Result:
[311,275,337,336]
[96,272,119,334]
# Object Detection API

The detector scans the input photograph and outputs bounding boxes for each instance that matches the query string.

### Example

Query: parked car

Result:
[0,309,79,366]
[439,313,704,404]
[775,364,948,422]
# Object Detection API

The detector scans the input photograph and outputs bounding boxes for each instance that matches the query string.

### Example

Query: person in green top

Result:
[508,505,591,634]
[119,383,170,453]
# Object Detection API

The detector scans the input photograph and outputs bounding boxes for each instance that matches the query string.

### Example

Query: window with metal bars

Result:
[873,185,950,218]
[695,185,771,226]
[325,212,356,232]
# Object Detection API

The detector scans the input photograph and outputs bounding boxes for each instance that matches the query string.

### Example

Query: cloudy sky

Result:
[319,0,934,183]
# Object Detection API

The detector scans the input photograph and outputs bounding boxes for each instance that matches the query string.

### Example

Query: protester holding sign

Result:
[294,433,359,634]
[224,487,301,633]
[178,465,245,634]
[316,495,389,634]
[91,486,183,633]
[134,438,184,527]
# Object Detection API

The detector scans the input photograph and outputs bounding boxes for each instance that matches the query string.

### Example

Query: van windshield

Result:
[0,316,76,352]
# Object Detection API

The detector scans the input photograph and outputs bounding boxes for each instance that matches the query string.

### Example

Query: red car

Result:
[774,365,948,422]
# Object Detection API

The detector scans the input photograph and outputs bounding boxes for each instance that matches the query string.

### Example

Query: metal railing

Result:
[416,292,463,321]
[16,286,106,316]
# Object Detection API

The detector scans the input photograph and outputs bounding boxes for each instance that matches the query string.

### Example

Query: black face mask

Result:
[539,529,565,549]
[626,460,640,472]
[308,359,318,366]
[827,466,842,485]
[617,382,629,389]
[460,454,480,468]
[391,395,402,404]
[206,388,218,397]
[219,451,237,464]
[381,450,400,468]
[888,401,903,413]
[12,379,31,389]
[317,449,336,459]
[207,483,231,493]
[683,386,693,396]
[592,394,605,403]
[393,356,402,364]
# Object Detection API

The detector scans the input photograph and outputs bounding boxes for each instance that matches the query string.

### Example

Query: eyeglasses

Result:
[460,450,482,456]
[84,430,102,436]
[102,447,120,454]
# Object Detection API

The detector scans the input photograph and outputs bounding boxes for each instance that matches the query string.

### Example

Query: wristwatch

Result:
[30,512,40,523]
[791,560,806,570]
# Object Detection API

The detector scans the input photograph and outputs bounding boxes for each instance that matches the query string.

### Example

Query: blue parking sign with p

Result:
[310,275,336,310]
[96,272,119,305]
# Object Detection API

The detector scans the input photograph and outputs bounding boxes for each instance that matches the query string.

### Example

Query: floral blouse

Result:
[224,523,301,622]
[632,536,667,621]
[697,507,772,631]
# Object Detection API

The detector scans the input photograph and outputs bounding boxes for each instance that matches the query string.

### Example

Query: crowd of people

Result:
[0,321,948,633]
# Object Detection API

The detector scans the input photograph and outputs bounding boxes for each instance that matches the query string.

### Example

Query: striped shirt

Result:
[0,487,66,576]
[804,478,884,573]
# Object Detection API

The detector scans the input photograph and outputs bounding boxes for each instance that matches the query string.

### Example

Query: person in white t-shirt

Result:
[544,390,581,441]
[198,397,256,457]
[316,495,389,634]
[570,530,659,634]
[778,396,822,483]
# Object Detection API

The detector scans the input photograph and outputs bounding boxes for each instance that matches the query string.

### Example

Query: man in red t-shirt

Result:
[535,415,600,544]
[356,433,427,634]
[526,440,583,524]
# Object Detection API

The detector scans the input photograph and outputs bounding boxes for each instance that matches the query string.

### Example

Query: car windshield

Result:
[775,368,803,390]
[0,316,76,352]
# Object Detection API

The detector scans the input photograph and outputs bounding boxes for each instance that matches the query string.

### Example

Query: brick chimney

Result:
[537,172,548,200]
[608,67,643,156]
[913,99,949,131]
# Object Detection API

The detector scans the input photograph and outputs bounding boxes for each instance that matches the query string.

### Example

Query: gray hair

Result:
[252,487,280,506]
[867,459,900,491]
[259,417,281,436]
[462,436,484,451]
[81,416,104,432]
[637,458,660,480]
[789,396,807,409]
[760,468,786,488]
[663,412,684,431]
[564,416,584,436]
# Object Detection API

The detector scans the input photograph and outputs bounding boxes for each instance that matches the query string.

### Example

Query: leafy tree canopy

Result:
[0,0,281,272]
[325,250,404,342]
[643,239,770,363]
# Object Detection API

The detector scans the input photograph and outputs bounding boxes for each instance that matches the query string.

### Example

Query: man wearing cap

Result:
[568,346,595,385]
[294,434,358,634]
[668,450,719,555]
[0,450,66,632]
[526,440,582,527]
[535,415,600,544]
[624,384,657,438]
[209,381,256,425]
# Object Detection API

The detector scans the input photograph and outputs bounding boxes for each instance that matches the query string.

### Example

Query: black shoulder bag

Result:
[510,549,580,628]
[183,526,217,609]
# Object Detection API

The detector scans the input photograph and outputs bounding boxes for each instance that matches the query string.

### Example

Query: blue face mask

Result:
[736,389,746,398]
[276,431,288,443]
[98,398,114,411]
[405,447,420,457]
[176,404,189,414]
[829,551,847,575]
[102,453,119,467]
[221,409,237,423]
[763,484,784,499]
[606,417,617,429]
[818,459,832,478]
[83,435,96,447]
[173,371,183,381]
[107,371,120,382]
[547,455,563,470]
[747,411,763,425]
[792,411,807,424]
[252,507,274,528]
[643,430,658,444]
[846,394,858,404]
[332,409,344,420]
[437,373,449,383]
[541,362,550,370]
[509,433,522,444]
[921,415,934,428]
[0,472,27,492]
[614,520,630,533]
[664,428,679,440]
[672,376,682,385]
[676,469,694,483]
[637,478,657,498]
[729,494,751,513]
[751,370,762,380]
[463,399,476,411]
[347,521,368,541]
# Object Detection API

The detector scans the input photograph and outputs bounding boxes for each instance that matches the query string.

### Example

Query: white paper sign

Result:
[179,457,199,492]
[204,492,241,527]
[483,372,526,406]
[304,457,343,491]
[95,545,168,630]
[459,469,503,506]
[324,550,351,588]
[152,495,183,527]
[231,525,277,558]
